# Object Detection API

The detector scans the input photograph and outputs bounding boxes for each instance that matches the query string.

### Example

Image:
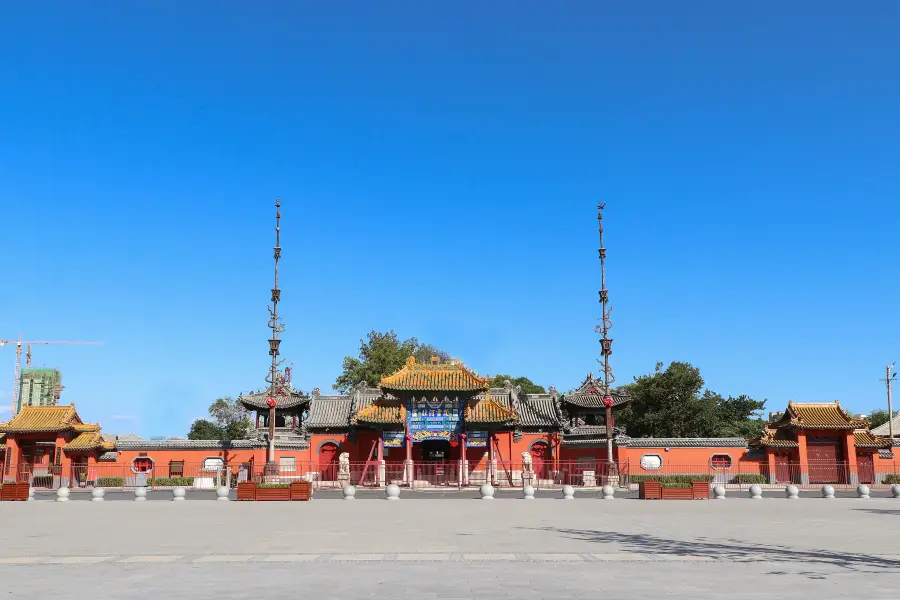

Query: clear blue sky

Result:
[1,2,898,436]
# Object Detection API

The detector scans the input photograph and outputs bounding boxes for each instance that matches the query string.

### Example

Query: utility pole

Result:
[884,363,897,441]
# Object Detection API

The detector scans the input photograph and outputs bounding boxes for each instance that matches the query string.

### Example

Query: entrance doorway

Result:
[420,440,451,461]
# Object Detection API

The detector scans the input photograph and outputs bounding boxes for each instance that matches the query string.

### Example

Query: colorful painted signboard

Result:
[383,431,405,448]
[408,396,461,442]
[466,431,488,448]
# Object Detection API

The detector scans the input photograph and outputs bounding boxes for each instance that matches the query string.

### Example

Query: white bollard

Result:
[785,484,799,499]
[713,485,726,499]
[857,484,870,499]
[91,488,105,502]
[561,485,575,500]
[56,487,70,502]
[892,484,900,498]
[134,487,147,501]
[27,487,35,502]
[601,485,615,500]
[215,486,230,501]
[522,485,535,500]
[821,485,835,499]
[342,485,357,500]
[385,483,400,500]
[480,484,495,500]
[748,484,762,499]
[172,486,186,501]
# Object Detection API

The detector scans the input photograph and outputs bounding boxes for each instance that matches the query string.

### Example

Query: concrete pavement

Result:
[2,498,899,598]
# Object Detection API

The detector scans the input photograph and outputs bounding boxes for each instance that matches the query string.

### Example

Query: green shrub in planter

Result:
[883,474,900,485]
[97,477,124,487]
[258,483,290,489]
[152,477,195,487]
[630,474,714,484]
[729,474,767,485]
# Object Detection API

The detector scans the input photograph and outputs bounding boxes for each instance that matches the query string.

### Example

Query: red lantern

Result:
[602,396,614,408]
[266,397,277,408]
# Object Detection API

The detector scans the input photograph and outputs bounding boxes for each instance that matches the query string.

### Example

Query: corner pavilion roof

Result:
[380,357,490,393]
[239,384,309,411]
[0,405,89,434]
[562,373,630,409]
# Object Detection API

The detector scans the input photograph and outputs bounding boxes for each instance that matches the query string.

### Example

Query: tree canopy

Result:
[866,408,896,429]
[187,397,252,441]
[333,330,451,392]
[614,361,767,438]
[487,374,546,394]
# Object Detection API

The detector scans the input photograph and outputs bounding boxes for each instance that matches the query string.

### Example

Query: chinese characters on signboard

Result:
[408,396,461,442]
[466,431,488,448]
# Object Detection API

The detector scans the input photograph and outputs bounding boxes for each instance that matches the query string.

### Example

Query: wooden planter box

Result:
[236,482,257,501]
[661,486,694,500]
[0,482,30,501]
[640,480,709,500]
[639,480,662,499]
[691,481,710,499]
[290,481,312,501]
[255,486,292,501]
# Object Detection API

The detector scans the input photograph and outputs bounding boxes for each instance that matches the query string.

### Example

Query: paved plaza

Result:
[2,497,900,599]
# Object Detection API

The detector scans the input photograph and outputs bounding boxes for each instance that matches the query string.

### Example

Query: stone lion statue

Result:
[521,451,533,471]
[338,452,350,475]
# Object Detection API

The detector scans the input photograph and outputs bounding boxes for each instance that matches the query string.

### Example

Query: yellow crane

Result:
[0,335,103,417]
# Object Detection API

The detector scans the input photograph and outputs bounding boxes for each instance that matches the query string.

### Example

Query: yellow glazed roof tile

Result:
[380,357,490,392]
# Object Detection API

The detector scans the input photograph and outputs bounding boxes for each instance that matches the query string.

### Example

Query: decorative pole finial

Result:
[596,202,616,467]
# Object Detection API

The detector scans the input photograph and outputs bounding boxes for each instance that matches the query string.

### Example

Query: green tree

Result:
[488,374,546,394]
[187,397,251,440]
[187,419,225,440]
[615,361,766,438]
[867,408,897,429]
[333,330,451,392]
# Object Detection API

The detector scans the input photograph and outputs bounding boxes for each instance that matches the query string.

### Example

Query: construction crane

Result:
[0,335,103,417]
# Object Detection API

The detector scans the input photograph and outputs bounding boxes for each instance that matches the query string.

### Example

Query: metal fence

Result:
[626,461,896,488]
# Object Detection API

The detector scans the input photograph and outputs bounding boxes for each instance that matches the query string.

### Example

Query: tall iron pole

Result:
[597,203,616,466]
[265,199,286,467]
[887,363,896,442]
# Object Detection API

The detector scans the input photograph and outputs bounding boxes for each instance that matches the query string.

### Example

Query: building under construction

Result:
[16,368,63,413]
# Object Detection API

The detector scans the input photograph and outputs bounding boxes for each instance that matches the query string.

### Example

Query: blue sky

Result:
[0,2,898,435]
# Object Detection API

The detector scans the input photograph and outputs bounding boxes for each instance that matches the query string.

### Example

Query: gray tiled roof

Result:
[615,437,748,448]
[562,373,630,409]
[307,392,353,429]
[97,451,119,462]
[879,448,895,459]
[515,394,561,428]
[872,415,900,437]
[239,387,309,410]
[115,439,262,450]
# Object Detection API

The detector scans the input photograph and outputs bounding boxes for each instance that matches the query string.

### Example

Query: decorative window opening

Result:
[710,454,733,469]
[131,456,154,474]
[640,454,663,471]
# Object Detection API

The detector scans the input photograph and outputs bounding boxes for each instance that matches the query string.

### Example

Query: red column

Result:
[797,432,809,485]
[766,450,777,484]
[844,432,858,485]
